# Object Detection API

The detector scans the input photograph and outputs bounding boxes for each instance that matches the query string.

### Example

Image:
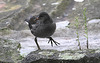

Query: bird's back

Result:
[30,22,56,38]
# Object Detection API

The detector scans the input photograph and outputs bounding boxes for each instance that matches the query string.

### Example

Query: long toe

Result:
[53,40,60,46]
[47,37,60,46]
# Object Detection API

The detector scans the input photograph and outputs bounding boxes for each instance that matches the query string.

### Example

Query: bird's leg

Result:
[47,37,60,47]
[34,37,41,50]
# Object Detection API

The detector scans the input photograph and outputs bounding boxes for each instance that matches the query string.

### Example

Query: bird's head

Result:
[36,12,53,24]
[25,15,38,25]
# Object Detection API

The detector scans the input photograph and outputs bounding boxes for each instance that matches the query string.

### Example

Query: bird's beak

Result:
[24,19,29,22]
[24,19,29,25]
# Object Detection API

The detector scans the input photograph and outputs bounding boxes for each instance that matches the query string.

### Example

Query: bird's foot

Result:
[48,37,60,47]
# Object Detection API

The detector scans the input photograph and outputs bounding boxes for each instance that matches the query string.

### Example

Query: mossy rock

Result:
[51,0,74,18]
[21,49,100,63]
[0,38,22,63]
[67,0,100,24]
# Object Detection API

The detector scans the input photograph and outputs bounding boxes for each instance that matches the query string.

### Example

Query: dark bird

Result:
[25,12,60,50]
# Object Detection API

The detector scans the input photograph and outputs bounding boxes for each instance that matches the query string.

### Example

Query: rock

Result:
[9,0,74,30]
[21,49,100,63]
[56,21,70,29]
[87,19,100,35]
[0,0,74,30]
[0,38,22,63]
[0,20,99,63]
[0,0,29,30]
[54,19,100,37]
[88,19,100,30]
[66,0,100,24]
[1,0,100,30]
[50,0,74,18]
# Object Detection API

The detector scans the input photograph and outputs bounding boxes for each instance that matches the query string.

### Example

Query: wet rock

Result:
[88,19,100,30]
[1,0,100,30]
[0,0,74,30]
[53,19,100,37]
[0,38,22,63]
[21,49,100,63]
[9,0,74,30]
[87,19,100,35]
[0,0,29,30]
[66,0,100,24]
[50,0,74,18]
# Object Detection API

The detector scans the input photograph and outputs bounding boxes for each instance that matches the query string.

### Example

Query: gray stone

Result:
[0,0,29,30]
[84,19,100,35]
[54,19,100,37]
[0,0,100,63]
[21,49,100,63]
[0,0,74,30]
[9,0,74,30]
[1,0,100,30]
[66,0,100,24]
[88,19,100,31]
[0,38,22,63]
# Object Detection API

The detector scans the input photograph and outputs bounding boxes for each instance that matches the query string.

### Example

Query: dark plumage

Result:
[25,12,60,50]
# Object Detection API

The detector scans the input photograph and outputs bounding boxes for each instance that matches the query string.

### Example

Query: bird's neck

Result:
[43,18,53,24]
[28,23,33,29]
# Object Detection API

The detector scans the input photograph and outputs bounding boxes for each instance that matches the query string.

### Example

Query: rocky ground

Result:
[0,19,100,63]
[0,0,100,63]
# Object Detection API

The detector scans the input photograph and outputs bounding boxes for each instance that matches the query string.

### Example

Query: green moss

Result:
[0,38,23,63]
[0,28,11,35]
[17,55,24,60]
[17,43,21,50]
[95,50,100,53]
[86,49,96,54]
[58,49,100,60]
[59,52,85,60]
[38,51,54,56]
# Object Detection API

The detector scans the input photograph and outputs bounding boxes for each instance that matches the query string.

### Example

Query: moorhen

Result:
[25,12,60,50]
